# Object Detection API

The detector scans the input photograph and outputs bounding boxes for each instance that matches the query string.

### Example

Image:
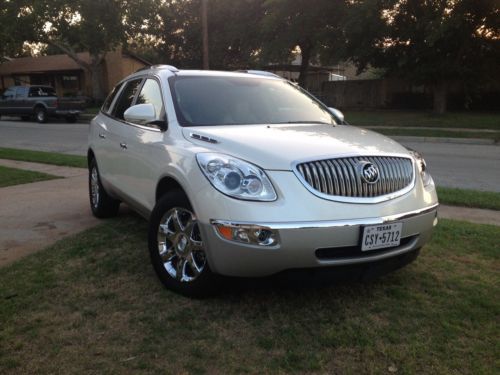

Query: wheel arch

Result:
[87,148,96,169]
[156,175,188,203]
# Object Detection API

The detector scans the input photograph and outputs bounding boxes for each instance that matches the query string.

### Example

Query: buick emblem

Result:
[359,161,379,184]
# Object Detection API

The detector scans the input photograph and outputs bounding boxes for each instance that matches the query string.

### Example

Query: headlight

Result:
[196,153,277,201]
[408,150,434,187]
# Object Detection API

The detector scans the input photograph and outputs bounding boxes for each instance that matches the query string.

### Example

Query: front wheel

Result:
[88,159,120,218]
[148,190,218,297]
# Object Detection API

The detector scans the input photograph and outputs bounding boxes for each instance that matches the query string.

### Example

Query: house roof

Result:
[0,51,150,75]
[0,53,90,74]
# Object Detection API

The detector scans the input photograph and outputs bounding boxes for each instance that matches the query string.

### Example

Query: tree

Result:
[145,0,265,70]
[1,0,158,101]
[344,0,500,113]
[260,0,347,87]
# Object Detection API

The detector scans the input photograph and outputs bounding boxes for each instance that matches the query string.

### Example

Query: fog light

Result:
[213,222,279,247]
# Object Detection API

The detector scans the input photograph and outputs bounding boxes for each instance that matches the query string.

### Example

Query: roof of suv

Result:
[134,65,282,80]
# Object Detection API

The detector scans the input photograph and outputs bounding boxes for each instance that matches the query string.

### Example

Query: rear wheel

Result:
[35,107,47,123]
[88,158,120,218]
[149,190,218,297]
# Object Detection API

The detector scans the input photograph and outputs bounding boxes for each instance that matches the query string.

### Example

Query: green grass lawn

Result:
[0,165,60,187]
[0,216,497,373]
[373,127,500,142]
[0,148,87,168]
[437,187,500,211]
[345,110,500,130]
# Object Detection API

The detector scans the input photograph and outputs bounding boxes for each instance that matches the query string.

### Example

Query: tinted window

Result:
[113,79,142,120]
[136,79,164,121]
[169,76,336,126]
[2,88,15,99]
[101,82,123,113]
[15,87,28,98]
[29,87,56,97]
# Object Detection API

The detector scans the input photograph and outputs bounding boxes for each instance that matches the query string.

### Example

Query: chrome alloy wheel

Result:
[90,167,100,208]
[157,208,206,282]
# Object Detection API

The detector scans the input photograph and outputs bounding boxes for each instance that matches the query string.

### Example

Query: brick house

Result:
[0,48,150,98]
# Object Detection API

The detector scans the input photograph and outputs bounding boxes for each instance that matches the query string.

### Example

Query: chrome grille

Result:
[296,156,414,199]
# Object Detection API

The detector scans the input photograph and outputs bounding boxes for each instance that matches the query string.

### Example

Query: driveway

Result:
[0,160,100,266]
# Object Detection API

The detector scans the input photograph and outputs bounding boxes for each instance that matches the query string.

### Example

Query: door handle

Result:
[98,133,106,139]
[120,142,128,149]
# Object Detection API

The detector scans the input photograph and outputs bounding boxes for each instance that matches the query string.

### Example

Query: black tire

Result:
[35,107,47,123]
[65,116,77,123]
[88,158,120,218]
[148,190,219,297]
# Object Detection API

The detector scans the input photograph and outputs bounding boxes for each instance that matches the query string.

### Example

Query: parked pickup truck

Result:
[0,85,86,123]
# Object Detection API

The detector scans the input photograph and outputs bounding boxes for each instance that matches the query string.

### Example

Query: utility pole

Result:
[201,0,209,69]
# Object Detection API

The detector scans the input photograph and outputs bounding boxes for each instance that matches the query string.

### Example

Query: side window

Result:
[41,87,56,96]
[101,82,123,114]
[29,87,40,97]
[2,88,15,99]
[15,87,28,98]
[112,79,142,120]
[136,79,164,122]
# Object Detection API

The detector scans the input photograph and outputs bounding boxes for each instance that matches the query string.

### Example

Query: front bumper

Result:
[199,204,438,277]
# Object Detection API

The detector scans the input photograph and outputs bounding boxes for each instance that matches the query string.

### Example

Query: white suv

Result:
[88,65,438,296]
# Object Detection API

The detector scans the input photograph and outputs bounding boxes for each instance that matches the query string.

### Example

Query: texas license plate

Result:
[361,223,403,251]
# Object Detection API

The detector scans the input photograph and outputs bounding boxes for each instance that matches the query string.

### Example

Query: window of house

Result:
[62,75,79,90]
[112,79,142,120]
[136,79,164,122]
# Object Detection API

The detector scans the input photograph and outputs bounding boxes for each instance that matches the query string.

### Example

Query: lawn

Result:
[345,110,500,130]
[0,148,87,169]
[0,216,498,373]
[0,165,59,187]
[437,187,500,211]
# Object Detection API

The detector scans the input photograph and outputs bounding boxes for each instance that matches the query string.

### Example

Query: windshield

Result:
[169,76,337,126]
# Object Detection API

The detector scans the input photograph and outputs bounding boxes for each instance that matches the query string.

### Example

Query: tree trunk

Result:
[89,63,105,102]
[298,42,312,88]
[433,82,448,114]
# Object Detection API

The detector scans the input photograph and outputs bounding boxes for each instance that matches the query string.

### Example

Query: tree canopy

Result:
[344,0,500,112]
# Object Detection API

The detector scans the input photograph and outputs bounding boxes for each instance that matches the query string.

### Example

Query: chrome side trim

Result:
[210,203,438,230]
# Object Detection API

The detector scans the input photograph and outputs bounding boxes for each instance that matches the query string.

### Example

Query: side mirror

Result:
[328,107,346,124]
[124,103,156,125]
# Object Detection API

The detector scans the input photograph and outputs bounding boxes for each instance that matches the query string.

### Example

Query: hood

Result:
[182,124,410,170]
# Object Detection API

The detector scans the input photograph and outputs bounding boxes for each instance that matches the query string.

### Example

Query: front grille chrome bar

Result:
[294,155,415,204]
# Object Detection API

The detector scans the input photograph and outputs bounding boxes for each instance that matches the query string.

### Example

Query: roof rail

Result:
[237,70,281,78]
[135,64,179,73]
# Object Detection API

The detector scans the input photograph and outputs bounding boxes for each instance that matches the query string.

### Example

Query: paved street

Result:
[0,117,90,155]
[1,117,499,192]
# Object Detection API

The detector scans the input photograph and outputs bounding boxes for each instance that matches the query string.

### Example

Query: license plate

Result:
[361,222,403,251]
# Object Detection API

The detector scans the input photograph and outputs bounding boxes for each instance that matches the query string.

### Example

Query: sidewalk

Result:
[0,159,498,267]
